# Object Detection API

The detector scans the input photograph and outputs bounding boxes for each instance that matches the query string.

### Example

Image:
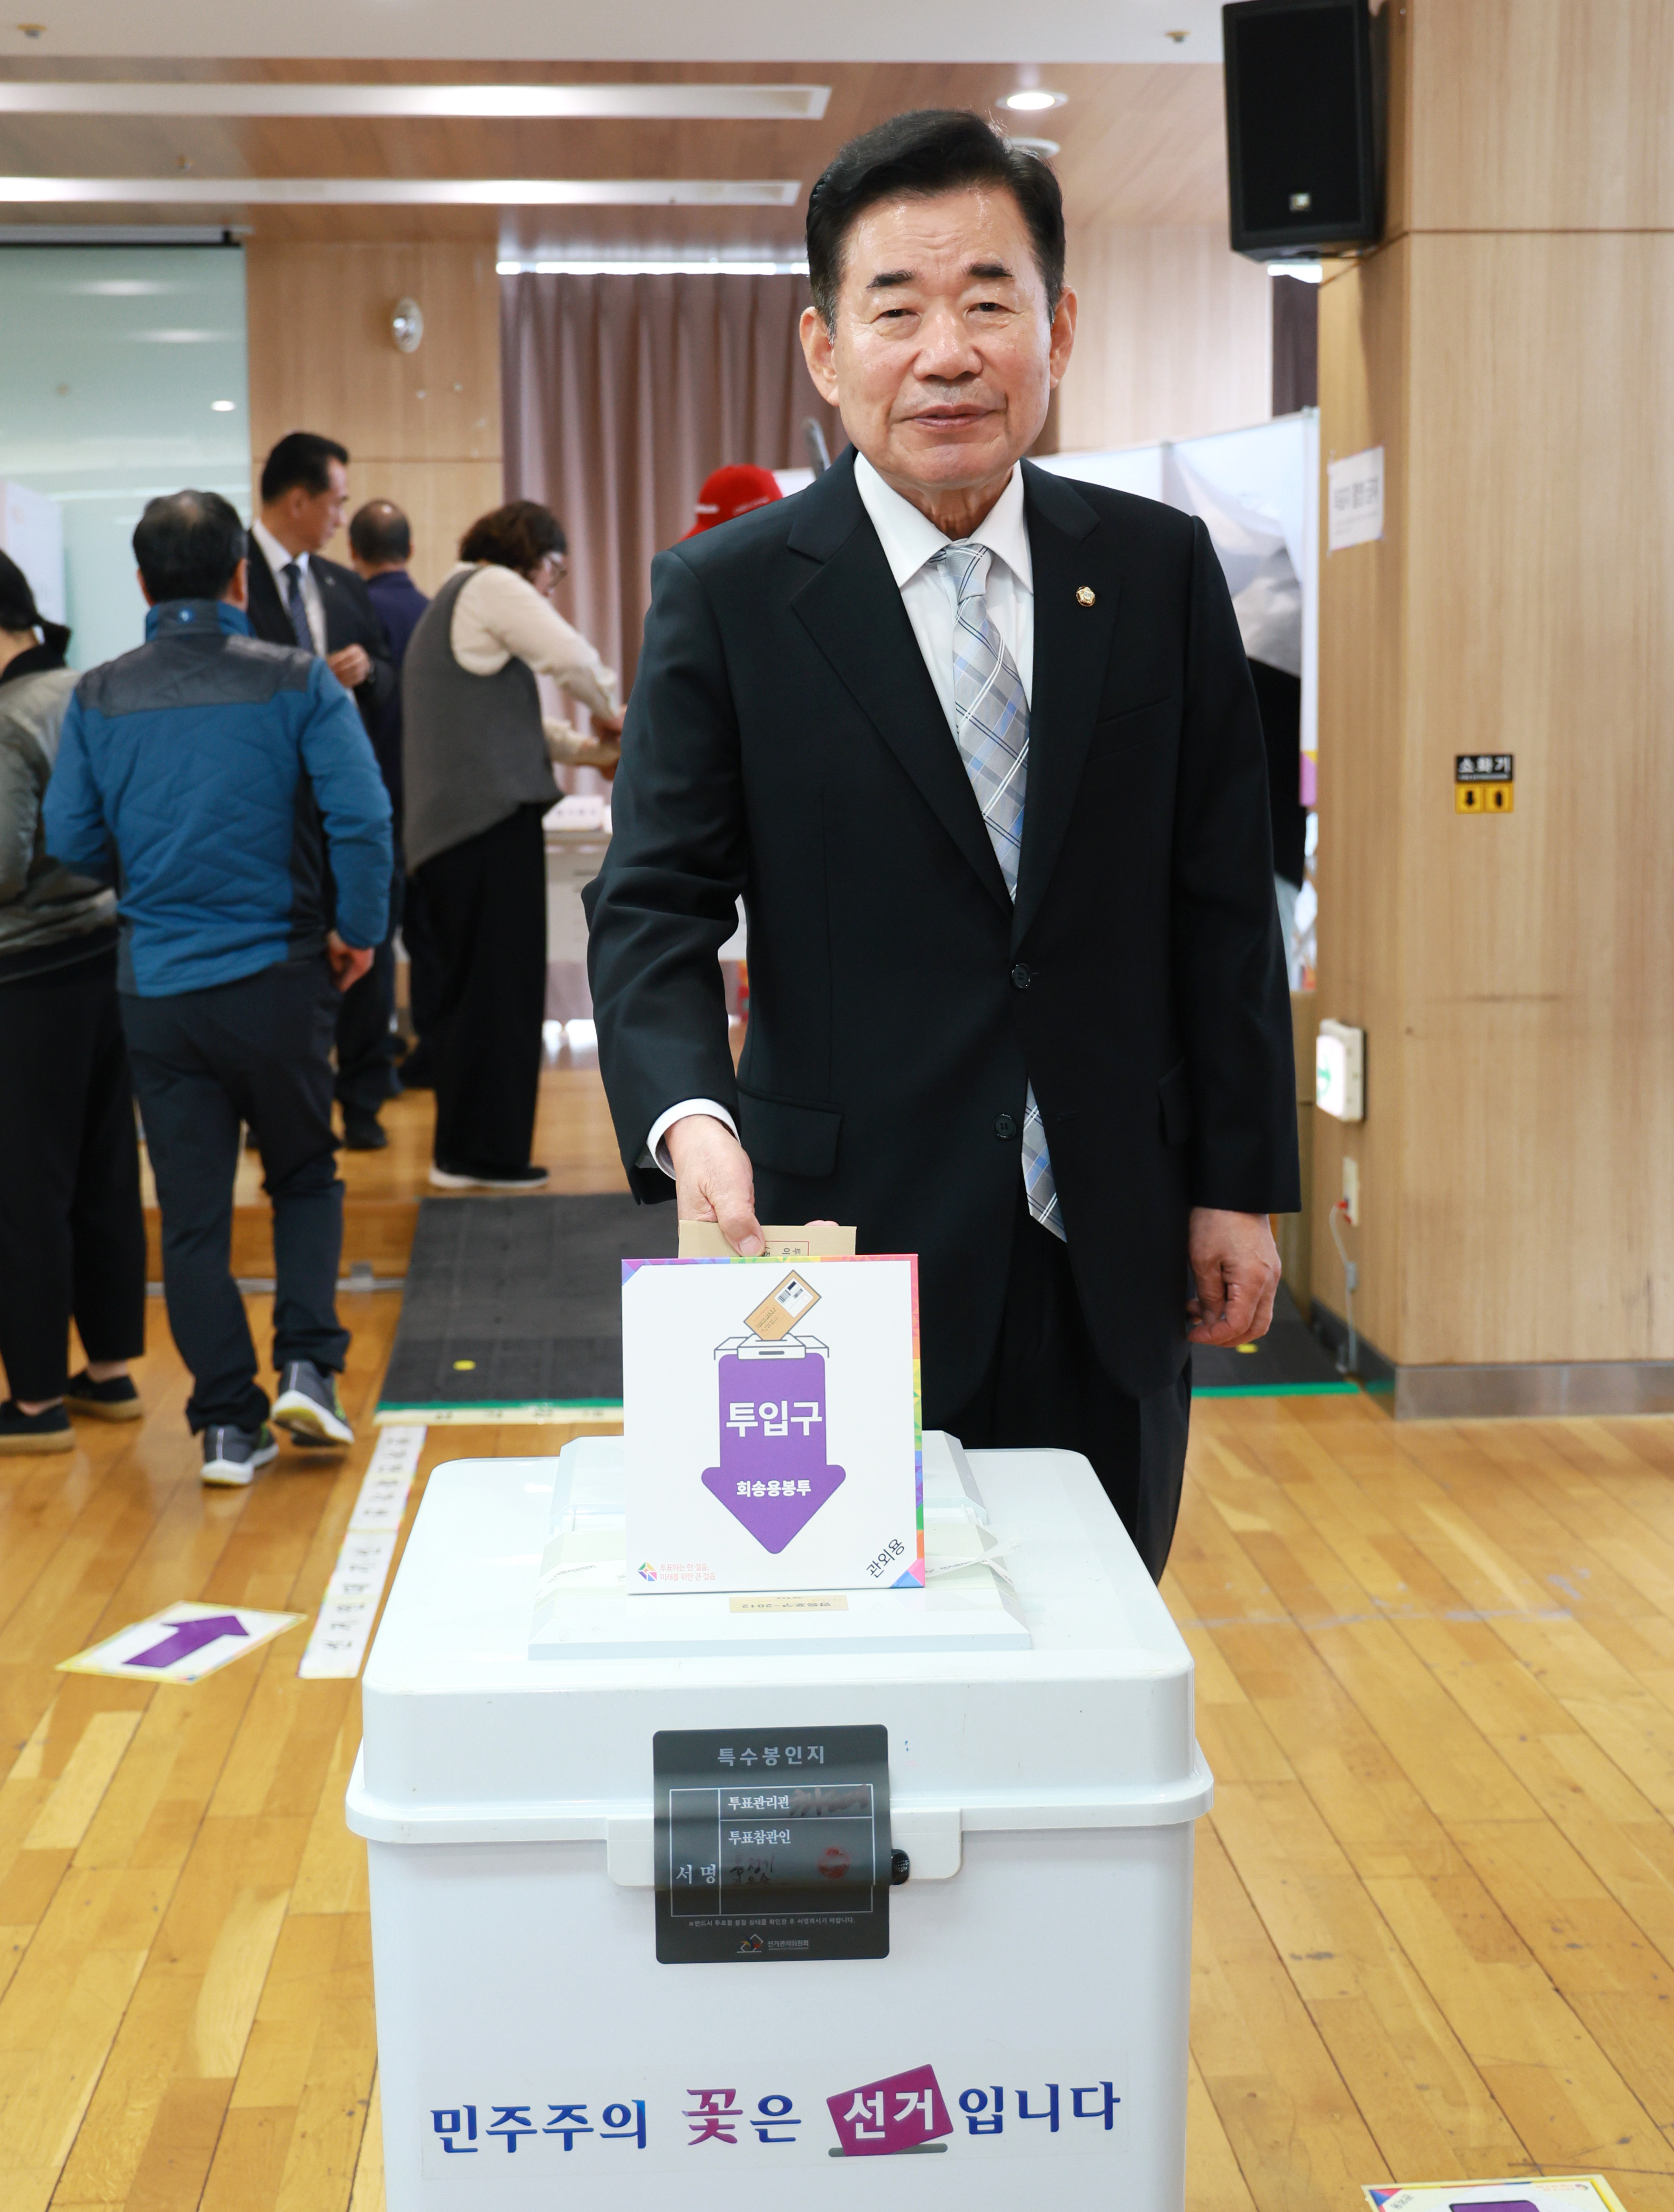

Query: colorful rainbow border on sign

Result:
[620,1253,925,1584]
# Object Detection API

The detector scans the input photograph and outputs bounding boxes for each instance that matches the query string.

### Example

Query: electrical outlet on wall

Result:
[1342,1156,1361,1228]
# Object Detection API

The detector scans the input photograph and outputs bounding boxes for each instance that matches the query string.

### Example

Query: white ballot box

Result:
[348,1432,1212,2210]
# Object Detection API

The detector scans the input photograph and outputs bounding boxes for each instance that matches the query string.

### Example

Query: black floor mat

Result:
[380,1202,1349,1416]
[1192,1282,1357,1397]
[377,1194,675,1416]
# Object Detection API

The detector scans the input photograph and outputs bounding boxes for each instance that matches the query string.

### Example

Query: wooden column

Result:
[244,241,503,595]
[1311,2,1674,1412]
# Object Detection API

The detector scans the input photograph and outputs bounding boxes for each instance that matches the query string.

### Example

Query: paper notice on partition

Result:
[622,1254,921,1594]
[1327,445,1384,550]
[1364,2178,1628,2210]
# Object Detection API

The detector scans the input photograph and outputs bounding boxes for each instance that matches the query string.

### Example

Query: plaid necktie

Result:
[934,540,1065,1242]
[281,560,314,652]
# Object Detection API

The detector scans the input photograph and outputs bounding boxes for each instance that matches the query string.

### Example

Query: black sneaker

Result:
[202,1421,278,1487]
[0,1399,73,1455]
[272,1360,354,1447]
[430,1161,549,1191]
[64,1369,143,1422]
[341,1106,388,1151]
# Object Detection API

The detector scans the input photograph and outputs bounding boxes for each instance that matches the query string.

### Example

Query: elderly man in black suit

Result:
[246,432,401,1149]
[584,111,1299,1578]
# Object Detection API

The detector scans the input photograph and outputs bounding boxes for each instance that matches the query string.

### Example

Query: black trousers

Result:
[417,804,548,1175]
[0,951,147,1402]
[335,864,404,1113]
[933,1179,1192,1582]
[400,866,445,1055]
[122,957,349,1433]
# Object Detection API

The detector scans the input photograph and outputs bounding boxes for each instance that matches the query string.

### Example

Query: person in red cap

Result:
[686,464,782,538]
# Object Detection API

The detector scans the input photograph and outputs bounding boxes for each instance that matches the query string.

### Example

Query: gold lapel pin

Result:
[1075,585,1096,607]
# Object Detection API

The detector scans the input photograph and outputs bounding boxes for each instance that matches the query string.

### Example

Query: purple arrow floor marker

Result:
[126,1614,249,1670]
[702,1350,845,1554]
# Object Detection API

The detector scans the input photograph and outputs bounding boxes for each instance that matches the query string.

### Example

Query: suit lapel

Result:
[788,457,1010,915]
[1012,461,1121,949]
[316,562,344,654]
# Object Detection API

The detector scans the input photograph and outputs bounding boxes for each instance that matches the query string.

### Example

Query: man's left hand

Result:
[1186,1208,1281,1346]
[327,643,372,689]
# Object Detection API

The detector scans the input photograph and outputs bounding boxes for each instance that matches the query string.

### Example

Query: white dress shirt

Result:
[645,456,1035,1175]
[250,518,326,654]
[852,449,1034,720]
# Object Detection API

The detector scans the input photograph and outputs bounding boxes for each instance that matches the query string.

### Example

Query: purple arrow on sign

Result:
[126,1614,249,1670]
[702,1350,845,1553]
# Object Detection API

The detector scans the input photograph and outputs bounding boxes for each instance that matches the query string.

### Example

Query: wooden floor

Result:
[7,1059,1674,2208]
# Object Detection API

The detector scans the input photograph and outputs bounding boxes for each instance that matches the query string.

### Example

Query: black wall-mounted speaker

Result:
[1223,0,1384,261]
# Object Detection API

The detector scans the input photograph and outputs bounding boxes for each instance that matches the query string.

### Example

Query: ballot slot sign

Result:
[655,1725,891,1964]
[621,1253,921,1593]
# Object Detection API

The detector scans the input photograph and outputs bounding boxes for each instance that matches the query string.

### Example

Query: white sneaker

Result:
[202,1422,279,1487]
[271,1361,354,1447]
[428,1162,549,1191]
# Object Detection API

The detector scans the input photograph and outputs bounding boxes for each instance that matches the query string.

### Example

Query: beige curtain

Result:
[500,271,842,702]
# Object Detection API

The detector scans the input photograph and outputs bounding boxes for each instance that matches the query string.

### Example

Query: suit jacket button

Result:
[994,1113,1017,1140]
[1010,962,1032,989]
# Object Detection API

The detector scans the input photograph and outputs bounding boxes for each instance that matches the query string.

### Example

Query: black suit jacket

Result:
[246,540,396,746]
[584,451,1299,1411]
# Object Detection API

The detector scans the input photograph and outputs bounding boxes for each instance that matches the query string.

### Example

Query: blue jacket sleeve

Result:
[301,664,393,948]
[39,693,115,881]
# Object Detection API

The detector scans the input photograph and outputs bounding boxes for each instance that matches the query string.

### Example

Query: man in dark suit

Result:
[584,111,1299,1578]
[246,433,400,1148]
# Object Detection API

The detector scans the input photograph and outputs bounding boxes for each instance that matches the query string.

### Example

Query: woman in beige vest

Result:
[401,501,620,1190]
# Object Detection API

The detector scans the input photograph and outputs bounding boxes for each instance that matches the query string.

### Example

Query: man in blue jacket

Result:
[45,489,392,1485]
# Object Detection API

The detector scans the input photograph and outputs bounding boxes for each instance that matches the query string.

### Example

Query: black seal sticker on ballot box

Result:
[654,1725,891,1963]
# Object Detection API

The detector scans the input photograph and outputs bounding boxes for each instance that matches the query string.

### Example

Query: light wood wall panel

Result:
[245,241,502,595]
[1410,0,1674,233]
[1399,230,1674,1364]
[1057,225,1273,453]
[1315,116,1674,1365]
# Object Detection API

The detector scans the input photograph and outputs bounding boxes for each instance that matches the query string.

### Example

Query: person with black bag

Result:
[0,551,146,1451]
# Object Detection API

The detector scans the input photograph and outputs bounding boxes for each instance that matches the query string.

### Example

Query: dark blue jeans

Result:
[123,956,348,1431]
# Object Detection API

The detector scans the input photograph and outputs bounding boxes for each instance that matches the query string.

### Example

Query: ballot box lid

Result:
[355,1437,1209,1844]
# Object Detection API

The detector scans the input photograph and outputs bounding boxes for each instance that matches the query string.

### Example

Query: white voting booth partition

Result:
[1039,408,1320,801]
[349,1259,1212,2206]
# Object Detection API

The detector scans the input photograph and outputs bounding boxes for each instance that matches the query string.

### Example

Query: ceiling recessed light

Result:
[1001,89,1066,114]
[211,398,236,410]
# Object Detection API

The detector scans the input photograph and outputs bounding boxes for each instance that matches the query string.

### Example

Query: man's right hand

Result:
[666,1115,764,1255]
[326,930,373,992]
